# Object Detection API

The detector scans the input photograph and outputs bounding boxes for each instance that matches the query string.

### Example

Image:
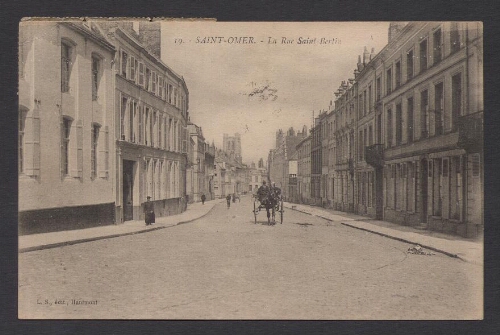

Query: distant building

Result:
[214,148,246,198]
[204,142,216,200]
[223,133,242,164]
[248,160,268,193]
[296,134,312,204]
[268,126,307,201]
[187,122,206,202]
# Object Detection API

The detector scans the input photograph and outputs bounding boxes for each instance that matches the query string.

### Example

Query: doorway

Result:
[123,160,135,221]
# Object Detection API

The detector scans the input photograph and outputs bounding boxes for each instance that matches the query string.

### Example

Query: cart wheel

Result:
[253,200,257,224]
[280,198,284,224]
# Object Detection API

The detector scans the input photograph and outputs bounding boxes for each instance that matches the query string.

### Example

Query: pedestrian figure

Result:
[144,196,155,226]
[232,193,237,203]
[201,193,206,205]
[226,194,231,209]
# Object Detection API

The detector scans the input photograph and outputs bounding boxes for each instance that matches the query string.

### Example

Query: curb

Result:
[285,204,464,262]
[340,222,462,261]
[19,202,220,253]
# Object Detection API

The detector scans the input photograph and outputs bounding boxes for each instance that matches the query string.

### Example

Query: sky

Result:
[161,21,390,165]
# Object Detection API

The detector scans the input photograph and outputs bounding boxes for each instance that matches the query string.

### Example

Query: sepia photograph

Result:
[17,18,483,320]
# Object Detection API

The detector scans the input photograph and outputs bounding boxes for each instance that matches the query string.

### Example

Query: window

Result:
[368,85,372,112]
[91,56,100,101]
[386,68,392,95]
[435,82,444,135]
[407,97,414,143]
[61,42,71,92]
[145,68,151,91]
[138,62,145,86]
[452,73,462,131]
[159,115,163,148]
[395,61,401,88]
[472,154,480,177]
[387,109,393,147]
[369,125,373,146]
[376,77,381,101]
[419,39,428,72]
[442,158,449,177]
[121,96,127,140]
[91,124,100,178]
[433,28,442,64]
[377,114,382,144]
[159,76,164,99]
[407,50,414,80]
[363,129,367,160]
[61,118,71,176]
[420,90,429,138]
[129,56,137,83]
[363,90,367,116]
[152,71,157,94]
[450,22,461,54]
[396,103,402,145]
[129,100,135,142]
[121,50,128,77]
[19,110,27,173]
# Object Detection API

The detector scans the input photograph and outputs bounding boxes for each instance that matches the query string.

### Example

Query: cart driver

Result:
[257,180,270,202]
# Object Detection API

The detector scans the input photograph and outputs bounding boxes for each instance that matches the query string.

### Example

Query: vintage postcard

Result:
[18,18,483,319]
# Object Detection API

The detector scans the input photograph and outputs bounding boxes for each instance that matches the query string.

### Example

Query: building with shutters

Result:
[371,22,483,237]
[18,21,116,234]
[102,22,189,223]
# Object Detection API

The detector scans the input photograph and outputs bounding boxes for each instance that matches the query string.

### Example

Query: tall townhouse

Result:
[320,111,330,207]
[19,21,116,234]
[370,22,483,237]
[355,47,382,218]
[204,142,216,200]
[310,116,323,205]
[332,81,357,213]
[187,122,206,202]
[326,107,336,209]
[296,134,311,204]
[103,23,189,223]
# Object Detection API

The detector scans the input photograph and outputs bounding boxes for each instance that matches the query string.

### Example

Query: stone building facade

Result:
[18,21,116,234]
[104,23,189,223]
[292,21,483,237]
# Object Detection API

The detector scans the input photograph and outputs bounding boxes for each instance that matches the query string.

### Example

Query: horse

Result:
[259,192,279,225]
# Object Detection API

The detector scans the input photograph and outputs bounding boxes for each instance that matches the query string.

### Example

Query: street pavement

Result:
[283,202,483,265]
[18,196,482,319]
[19,198,224,252]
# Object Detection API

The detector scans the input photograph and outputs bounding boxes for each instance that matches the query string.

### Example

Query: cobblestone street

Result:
[18,197,482,319]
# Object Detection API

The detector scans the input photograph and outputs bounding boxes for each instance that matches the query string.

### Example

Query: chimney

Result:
[139,21,161,59]
[363,46,369,64]
[357,55,363,71]
[370,47,375,61]
[388,22,405,43]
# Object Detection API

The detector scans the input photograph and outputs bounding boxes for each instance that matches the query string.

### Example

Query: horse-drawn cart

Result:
[253,189,284,225]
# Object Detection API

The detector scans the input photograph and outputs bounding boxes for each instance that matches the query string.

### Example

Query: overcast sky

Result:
[161,21,390,165]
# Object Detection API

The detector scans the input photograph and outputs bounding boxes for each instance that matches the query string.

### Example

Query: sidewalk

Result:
[284,202,483,265]
[19,199,224,253]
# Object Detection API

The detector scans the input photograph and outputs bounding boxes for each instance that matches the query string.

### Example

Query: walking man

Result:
[226,194,231,209]
[144,196,155,226]
[201,193,206,205]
